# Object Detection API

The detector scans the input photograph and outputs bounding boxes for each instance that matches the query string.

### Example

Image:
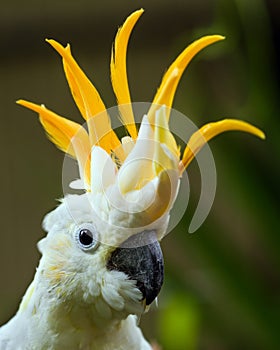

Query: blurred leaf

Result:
[158,293,200,350]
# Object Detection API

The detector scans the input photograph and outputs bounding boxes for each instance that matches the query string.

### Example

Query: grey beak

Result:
[107,230,164,305]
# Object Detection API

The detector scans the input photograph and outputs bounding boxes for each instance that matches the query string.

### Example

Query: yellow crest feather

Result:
[17,99,92,185]
[181,119,265,171]
[46,39,122,159]
[148,35,225,125]
[110,9,144,140]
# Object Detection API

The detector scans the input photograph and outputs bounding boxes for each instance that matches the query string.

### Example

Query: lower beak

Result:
[107,230,164,305]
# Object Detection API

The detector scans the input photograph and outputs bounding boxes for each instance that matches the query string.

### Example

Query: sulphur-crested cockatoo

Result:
[0,8,264,350]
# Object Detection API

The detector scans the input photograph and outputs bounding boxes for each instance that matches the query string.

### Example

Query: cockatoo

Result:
[0,9,264,350]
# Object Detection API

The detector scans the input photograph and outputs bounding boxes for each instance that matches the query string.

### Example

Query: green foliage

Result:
[158,293,200,350]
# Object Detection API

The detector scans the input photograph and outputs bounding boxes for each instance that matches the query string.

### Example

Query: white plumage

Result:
[0,194,155,349]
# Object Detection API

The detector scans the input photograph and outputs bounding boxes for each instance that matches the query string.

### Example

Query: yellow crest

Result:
[17,9,264,204]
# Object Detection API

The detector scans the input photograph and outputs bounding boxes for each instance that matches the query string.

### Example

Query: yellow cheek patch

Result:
[44,264,66,286]
[19,282,35,312]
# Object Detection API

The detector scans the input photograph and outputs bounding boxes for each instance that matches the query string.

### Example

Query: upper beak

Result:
[107,230,164,305]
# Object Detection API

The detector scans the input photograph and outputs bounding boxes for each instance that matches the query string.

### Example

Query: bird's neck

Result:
[17,277,151,350]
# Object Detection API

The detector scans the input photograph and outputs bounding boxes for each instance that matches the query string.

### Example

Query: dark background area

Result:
[0,0,279,349]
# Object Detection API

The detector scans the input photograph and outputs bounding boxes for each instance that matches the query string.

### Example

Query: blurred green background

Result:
[0,0,279,349]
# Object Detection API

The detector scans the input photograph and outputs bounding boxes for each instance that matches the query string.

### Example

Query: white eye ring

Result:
[75,223,99,252]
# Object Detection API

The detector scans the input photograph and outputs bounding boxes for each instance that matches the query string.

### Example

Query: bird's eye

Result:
[75,224,99,251]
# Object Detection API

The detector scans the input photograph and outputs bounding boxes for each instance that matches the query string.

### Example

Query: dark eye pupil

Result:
[79,229,93,246]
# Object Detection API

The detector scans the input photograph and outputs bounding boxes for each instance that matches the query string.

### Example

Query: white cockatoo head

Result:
[17,9,264,328]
